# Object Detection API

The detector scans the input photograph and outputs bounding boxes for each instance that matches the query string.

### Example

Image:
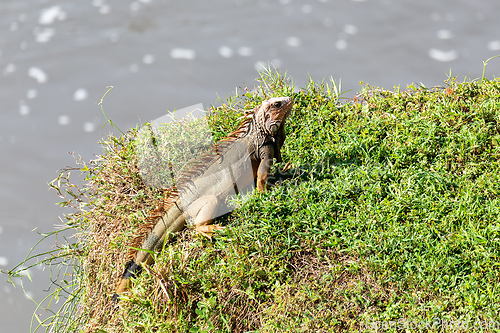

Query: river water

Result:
[1,0,499,331]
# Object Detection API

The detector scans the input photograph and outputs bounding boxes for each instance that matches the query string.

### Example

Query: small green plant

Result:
[99,85,125,135]
[481,55,500,84]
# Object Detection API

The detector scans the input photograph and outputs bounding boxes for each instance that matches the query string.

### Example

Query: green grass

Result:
[9,70,500,332]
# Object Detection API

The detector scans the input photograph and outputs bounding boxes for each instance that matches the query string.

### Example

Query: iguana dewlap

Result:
[113,96,293,301]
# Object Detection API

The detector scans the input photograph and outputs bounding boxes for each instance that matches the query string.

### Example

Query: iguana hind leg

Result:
[186,194,224,238]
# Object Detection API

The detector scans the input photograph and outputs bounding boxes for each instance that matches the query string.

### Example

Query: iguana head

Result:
[255,96,293,136]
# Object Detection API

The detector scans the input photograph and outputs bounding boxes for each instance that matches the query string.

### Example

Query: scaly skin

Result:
[112,96,293,301]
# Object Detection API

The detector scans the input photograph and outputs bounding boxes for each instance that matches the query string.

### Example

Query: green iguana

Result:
[112,96,293,301]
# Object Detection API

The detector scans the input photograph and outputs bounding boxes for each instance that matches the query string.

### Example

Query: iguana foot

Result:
[195,224,225,238]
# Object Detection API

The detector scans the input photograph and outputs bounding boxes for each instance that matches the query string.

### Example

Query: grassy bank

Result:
[17,71,500,332]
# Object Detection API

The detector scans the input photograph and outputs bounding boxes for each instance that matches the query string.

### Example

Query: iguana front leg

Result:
[256,145,275,192]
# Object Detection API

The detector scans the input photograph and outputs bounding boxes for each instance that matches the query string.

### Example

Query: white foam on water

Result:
[437,29,453,40]
[286,36,301,47]
[58,115,70,125]
[3,63,16,75]
[92,0,105,7]
[83,122,96,132]
[237,46,252,57]
[100,5,111,15]
[336,39,347,50]
[26,89,37,99]
[170,48,196,60]
[218,46,233,58]
[130,2,141,12]
[271,58,282,68]
[19,102,30,116]
[28,66,48,83]
[34,27,55,43]
[139,0,152,3]
[73,88,88,101]
[279,0,291,4]
[0,257,8,266]
[18,13,26,22]
[487,40,500,51]
[301,4,312,13]
[10,22,19,32]
[344,24,358,35]
[142,54,155,64]
[428,48,458,62]
[254,61,267,72]
[39,6,66,25]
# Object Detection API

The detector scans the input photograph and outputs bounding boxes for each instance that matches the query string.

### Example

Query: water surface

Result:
[1,0,499,330]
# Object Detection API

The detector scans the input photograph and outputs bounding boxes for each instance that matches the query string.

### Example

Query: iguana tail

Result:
[112,191,185,301]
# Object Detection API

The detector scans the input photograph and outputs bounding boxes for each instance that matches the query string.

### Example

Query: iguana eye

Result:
[272,101,282,108]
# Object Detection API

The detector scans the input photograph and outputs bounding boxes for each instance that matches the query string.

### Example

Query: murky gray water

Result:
[1,0,500,330]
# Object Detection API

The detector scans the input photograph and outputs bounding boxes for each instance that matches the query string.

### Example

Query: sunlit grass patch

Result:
[8,70,500,332]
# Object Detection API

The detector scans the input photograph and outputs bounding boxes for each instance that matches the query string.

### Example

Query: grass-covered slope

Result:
[45,73,500,332]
